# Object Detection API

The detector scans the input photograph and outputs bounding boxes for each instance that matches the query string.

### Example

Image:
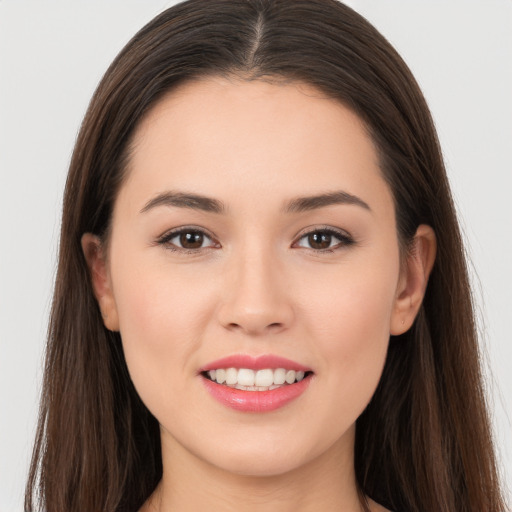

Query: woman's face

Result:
[94,78,409,476]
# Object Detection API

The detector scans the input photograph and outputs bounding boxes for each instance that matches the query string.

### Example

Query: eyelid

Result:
[292,225,355,252]
[156,225,220,253]
[155,224,355,254]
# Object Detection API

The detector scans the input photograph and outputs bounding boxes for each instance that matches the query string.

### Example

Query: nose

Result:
[216,244,294,336]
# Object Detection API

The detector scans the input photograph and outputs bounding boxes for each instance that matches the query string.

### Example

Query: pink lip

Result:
[199,354,313,413]
[199,354,311,372]
[201,374,312,413]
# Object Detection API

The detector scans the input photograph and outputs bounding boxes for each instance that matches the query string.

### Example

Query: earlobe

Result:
[390,224,436,335]
[81,233,120,331]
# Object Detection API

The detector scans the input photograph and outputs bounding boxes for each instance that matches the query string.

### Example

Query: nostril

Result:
[224,321,282,331]
[218,301,294,335]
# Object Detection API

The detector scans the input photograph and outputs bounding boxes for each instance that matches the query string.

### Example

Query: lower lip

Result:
[201,375,312,412]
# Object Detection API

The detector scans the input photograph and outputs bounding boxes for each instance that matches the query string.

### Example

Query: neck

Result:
[144,425,369,512]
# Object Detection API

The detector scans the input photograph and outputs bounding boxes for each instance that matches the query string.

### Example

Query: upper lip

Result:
[199,354,312,373]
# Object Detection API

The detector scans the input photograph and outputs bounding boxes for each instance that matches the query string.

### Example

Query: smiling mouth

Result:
[201,368,314,391]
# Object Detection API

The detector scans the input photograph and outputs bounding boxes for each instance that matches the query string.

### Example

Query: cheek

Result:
[301,256,397,337]
[110,257,216,409]
[298,254,399,411]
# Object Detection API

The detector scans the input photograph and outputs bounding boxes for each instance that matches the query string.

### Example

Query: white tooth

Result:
[269,384,281,390]
[215,368,226,384]
[255,369,274,387]
[208,370,216,381]
[296,370,305,382]
[237,368,255,386]
[285,370,296,384]
[225,367,238,385]
[235,384,246,390]
[274,368,286,385]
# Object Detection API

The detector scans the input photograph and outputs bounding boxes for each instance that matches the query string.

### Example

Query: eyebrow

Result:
[284,190,371,213]
[140,189,371,215]
[140,191,226,214]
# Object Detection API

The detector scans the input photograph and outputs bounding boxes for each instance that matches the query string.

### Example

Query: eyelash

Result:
[156,227,219,254]
[293,227,355,252]
[156,226,355,254]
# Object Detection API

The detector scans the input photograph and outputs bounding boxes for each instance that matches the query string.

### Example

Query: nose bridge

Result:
[218,235,293,335]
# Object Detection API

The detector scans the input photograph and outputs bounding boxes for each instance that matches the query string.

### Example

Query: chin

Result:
[192,428,333,479]
[211,450,309,478]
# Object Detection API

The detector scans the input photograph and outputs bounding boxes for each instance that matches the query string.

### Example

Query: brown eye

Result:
[295,228,354,252]
[179,231,204,249]
[158,228,218,252]
[308,232,332,249]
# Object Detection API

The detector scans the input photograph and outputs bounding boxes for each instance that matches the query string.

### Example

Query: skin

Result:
[83,78,436,512]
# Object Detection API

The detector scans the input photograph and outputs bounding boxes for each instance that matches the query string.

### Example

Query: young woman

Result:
[25,1,507,511]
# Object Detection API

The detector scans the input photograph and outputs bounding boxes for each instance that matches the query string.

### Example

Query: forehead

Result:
[119,77,392,217]
[131,77,374,160]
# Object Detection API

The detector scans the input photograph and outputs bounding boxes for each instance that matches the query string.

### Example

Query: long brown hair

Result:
[25,1,507,510]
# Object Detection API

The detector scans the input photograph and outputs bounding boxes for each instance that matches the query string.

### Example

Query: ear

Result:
[390,224,437,335]
[81,233,120,331]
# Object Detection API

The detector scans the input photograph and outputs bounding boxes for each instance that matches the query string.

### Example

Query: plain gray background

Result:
[1,1,511,510]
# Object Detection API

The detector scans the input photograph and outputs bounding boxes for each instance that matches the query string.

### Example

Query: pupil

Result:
[180,231,203,248]
[309,232,331,249]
